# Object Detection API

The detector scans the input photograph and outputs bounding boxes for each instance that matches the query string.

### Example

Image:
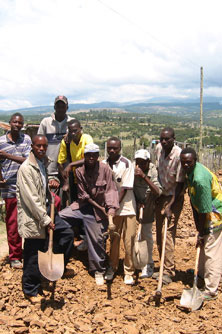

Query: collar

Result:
[6,131,23,144]
[29,151,50,169]
[51,113,68,123]
[161,144,176,160]
[107,154,122,165]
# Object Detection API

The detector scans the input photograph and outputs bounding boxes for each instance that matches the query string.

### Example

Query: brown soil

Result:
[0,193,222,334]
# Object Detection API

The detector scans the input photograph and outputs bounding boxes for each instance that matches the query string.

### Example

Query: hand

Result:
[47,221,55,232]
[196,235,204,248]
[49,179,60,189]
[0,180,6,188]
[101,207,108,216]
[138,203,145,209]
[163,205,172,218]
[135,166,145,179]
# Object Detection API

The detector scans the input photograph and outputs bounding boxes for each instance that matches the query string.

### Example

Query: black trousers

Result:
[22,214,74,296]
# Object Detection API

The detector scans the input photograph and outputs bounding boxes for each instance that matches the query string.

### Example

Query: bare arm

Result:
[0,150,26,164]
[63,159,85,178]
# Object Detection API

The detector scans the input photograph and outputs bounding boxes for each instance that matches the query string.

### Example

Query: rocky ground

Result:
[0,193,222,334]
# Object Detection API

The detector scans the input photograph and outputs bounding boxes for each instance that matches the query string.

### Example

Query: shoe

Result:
[140,263,154,278]
[202,291,217,301]
[62,268,75,279]
[10,260,23,269]
[162,274,173,285]
[105,266,115,280]
[25,294,45,304]
[95,272,104,286]
[124,274,134,285]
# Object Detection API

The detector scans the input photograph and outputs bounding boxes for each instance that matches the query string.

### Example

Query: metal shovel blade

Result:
[132,239,148,269]
[180,285,203,311]
[38,250,64,281]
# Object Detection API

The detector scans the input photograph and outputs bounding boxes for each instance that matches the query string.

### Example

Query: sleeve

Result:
[22,135,32,158]
[85,134,93,145]
[104,165,119,211]
[17,166,51,227]
[176,159,185,183]
[57,139,67,164]
[194,180,212,213]
[150,164,162,195]
[37,120,46,135]
[76,168,90,202]
[121,160,134,189]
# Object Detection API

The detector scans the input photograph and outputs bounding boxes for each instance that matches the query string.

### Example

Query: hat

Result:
[84,143,100,154]
[134,149,150,160]
[54,95,68,105]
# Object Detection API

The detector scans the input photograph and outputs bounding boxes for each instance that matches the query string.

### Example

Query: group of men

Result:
[0,95,221,304]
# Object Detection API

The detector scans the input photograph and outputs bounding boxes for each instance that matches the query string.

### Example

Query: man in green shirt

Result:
[180,147,222,300]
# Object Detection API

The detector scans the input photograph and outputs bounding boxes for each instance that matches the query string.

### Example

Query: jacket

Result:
[16,151,51,239]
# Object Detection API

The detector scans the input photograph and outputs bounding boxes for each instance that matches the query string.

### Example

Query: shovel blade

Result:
[180,286,203,311]
[38,250,64,281]
[132,240,148,269]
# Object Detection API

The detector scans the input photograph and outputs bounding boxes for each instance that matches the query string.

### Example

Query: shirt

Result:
[134,163,162,223]
[57,133,93,182]
[38,113,74,175]
[0,132,31,198]
[70,162,119,221]
[157,144,185,196]
[103,156,136,216]
[187,162,222,235]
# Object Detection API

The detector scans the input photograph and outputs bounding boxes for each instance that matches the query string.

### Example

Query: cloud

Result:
[0,0,221,110]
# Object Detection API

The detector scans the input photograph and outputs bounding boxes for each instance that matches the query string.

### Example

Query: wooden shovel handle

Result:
[48,193,55,252]
[194,246,201,278]
[157,217,168,292]
[139,207,143,220]
[108,215,115,231]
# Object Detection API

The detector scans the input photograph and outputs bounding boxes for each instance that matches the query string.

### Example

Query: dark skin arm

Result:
[0,150,26,164]
[195,212,206,248]
[63,159,85,179]
[119,188,127,204]
[88,198,108,216]
[135,166,160,196]
[164,182,184,218]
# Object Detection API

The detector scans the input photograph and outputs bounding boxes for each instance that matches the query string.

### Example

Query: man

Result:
[133,149,162,278]
[59,143,119,285]
[38,95,73,190]
[180,147,222,300]
[16,135,74,304]
[154,127,185,284]
[0,113,31,268]
[104,137,137,285]
[58,119,93,202]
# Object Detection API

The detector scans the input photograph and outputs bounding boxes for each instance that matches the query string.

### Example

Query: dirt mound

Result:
[0,194,222,334]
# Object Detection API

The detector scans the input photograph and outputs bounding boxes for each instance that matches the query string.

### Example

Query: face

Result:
[68,123,82,142]
[160,130,174,151]
[107,140,121,161]
[84,152,99,168]
[180,153,196,174]
[136,158,150,172]
[32,136,48,160]
[54,101,68,121]
[9,116,24,132]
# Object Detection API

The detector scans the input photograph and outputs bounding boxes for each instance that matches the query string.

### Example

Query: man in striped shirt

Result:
[0,113,31,268]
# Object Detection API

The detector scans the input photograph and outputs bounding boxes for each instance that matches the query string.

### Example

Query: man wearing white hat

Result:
[59,143,119,285]
[134,149,162,278]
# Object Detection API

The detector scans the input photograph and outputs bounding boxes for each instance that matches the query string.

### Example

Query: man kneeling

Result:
[59,143,119,285]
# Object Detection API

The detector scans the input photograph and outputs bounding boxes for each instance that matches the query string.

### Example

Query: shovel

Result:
[38,192,64,281]
[180,246,203,311]
[148,217,168,306]
[132,207,148,270]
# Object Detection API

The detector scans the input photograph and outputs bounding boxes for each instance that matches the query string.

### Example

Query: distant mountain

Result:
[0,96,221,115]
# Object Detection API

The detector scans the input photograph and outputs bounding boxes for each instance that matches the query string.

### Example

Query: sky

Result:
[0,0,221,110]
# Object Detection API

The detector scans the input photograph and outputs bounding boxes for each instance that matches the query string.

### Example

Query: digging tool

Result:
[38,192,64,281]
[180,246,203,311]
[148,217,168,307]
[132,207,148,270]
